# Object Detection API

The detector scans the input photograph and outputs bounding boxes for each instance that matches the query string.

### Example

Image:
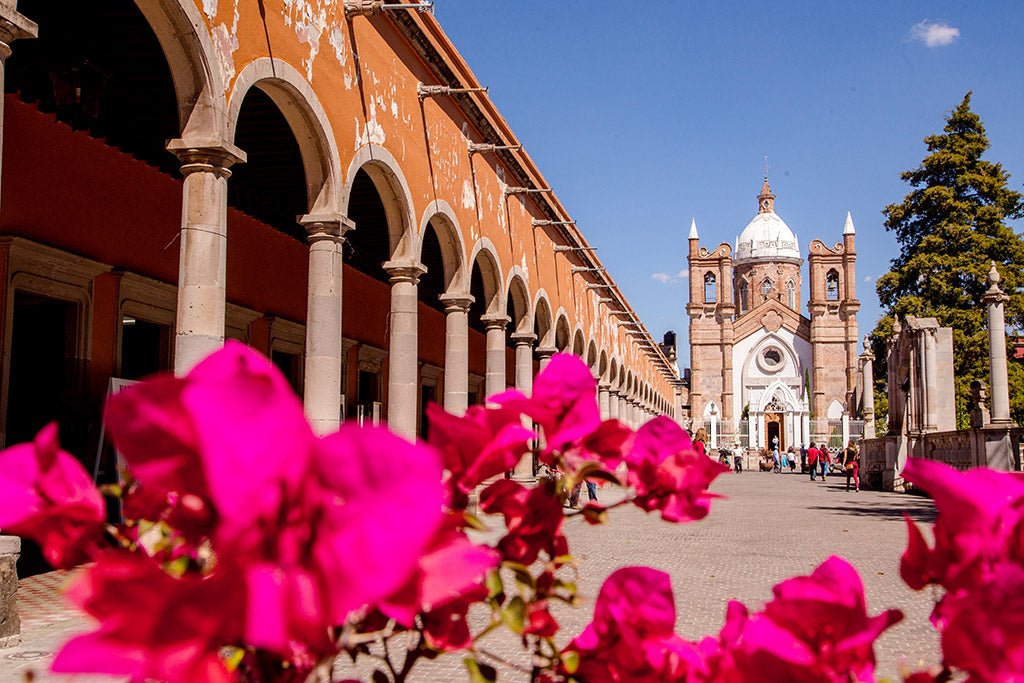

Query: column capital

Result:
[536,345,557,358]
[0,7,37,51]
[167,138,247,178]
[299,213,355,243]
[608,388,620,397]
[383,259,427,285]
[481,313,511,331]
[439,292,474,313]
[510,331,537,346]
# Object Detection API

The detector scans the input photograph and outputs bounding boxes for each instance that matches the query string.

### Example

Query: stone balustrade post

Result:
[301,214,353,434]
[608,389,620,421]
[512,332,536,396]
[167,139,246,374]
[384,260,426,440]
[439,293,473,416]
[860,336,876,439]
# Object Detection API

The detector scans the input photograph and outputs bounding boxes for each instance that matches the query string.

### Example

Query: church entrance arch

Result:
[764,396,785,450]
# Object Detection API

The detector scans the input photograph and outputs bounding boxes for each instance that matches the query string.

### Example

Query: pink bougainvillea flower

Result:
[564,566,709,682]
[930,561,1024,681]
[626,417,729,523]
[380,514,499,627]
[296,424,448,635]
[900,457,1024,593]
[106,342,316,549]
[479,479,567,566]
[51,551,244,683]
[420,583,489,652]
[725,555,902,683]
[492,353,601,455]
[0,423,106,568]
[425,402,533,506]
[525,600,559,638]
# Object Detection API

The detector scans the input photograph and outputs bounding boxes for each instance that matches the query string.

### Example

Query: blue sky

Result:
[434,1,1024,367]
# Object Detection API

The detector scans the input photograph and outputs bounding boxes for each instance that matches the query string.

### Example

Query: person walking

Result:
[772,447,781,473]
[694,428,708,457]
[819,445,831,481]
[807,442,819,481]
[843,442,860,492]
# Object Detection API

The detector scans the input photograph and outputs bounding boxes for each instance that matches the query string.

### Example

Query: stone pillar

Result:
[536,346,556,373]
[860,337,876,439]
[439,294,473,416]
[598,384,611,420]
[982,262,1013,426]
[512,332,536,396]
[301,215,353,435]
[922,328,939,432]
[384,260,427,440]
[608,389,620,421]
[167,140,246,374]
[617,394,628,425]
[0,535,18,647]
[482,314,510,402]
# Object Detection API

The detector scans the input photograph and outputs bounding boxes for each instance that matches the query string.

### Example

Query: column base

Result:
[0,535,20,647]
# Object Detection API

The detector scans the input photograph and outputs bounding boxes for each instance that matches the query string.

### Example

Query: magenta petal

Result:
[313,425,446,621]
[51,632,147,676]
[418,536,499,610]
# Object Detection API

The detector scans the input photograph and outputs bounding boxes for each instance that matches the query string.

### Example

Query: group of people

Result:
[805,442,861,492]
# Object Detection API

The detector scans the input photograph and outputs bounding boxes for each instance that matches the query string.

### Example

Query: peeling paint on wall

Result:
[461,179,475,210]
[203,0,218,21]
[355,115,386,147]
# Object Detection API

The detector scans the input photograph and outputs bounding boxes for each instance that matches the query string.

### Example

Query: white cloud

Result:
[651,270,689,285]
[864,275,875,283]
[909,20,960,48]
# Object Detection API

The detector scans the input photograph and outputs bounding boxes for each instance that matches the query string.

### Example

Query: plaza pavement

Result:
[1,469,940,682]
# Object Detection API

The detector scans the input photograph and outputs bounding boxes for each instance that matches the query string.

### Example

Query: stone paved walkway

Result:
[1,470,941,682]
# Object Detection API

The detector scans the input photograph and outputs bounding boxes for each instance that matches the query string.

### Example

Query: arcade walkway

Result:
[2,471,940,681]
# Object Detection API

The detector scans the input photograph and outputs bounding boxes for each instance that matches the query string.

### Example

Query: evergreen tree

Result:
[872,92,1024,427]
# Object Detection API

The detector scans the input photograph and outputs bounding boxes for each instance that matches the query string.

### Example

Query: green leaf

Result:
[562,650,580,675]
[501,596,526,634]
[463,511,489,532]
[581,505,608,525]
[464,657,498,683]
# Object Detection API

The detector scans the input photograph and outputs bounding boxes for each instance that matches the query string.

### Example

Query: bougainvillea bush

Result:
[0,343,1018,682]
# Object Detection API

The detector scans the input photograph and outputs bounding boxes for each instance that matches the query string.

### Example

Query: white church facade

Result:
[685,180,861,451]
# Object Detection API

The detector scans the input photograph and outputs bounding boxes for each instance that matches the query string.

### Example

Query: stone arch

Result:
[505,269,533,334]
[599,350,609,382]
[609,357,619,388]
[533,291,554,348]
[468,238,505,315]
[227,58,342,216]
[416,200,468,294]
[572,328,586,357]
[343,144,417,260]
[586,340,598,374]
[554,311,572,352]
[827,399,845,419]
[135,0,227,139]
[741,333,802,383]
[756,381,803,413]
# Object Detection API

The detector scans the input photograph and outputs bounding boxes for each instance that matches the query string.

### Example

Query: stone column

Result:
[439,293,473,416]
[512,332,536,396]
[608,389,620,421]
[301,215,353,434]
[482,314,510,402]
[922,328,939,432]
[860,336,876,439]
[384,260,426,440]
[536,346,556,373]
[167,140,246,374]
[983,262,1013,425]
[598,384,611,420]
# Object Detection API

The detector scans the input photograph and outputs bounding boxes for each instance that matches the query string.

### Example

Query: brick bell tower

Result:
[806,212,859,430]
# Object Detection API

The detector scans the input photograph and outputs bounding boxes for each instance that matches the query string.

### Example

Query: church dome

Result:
[734,179,801,263]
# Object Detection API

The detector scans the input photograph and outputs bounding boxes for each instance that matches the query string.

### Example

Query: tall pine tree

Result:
[872,92,1024,427]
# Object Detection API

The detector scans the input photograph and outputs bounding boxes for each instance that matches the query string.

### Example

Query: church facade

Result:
[686,180,860,451]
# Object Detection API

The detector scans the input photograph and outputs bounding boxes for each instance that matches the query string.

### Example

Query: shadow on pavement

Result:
[807,496,936,523]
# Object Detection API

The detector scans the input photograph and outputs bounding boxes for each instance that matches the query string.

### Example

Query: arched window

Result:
[704,272,717,303]
[787,280,796,309]
[826,269,840,301]
[760,278,774,301]
[738,281,749,313]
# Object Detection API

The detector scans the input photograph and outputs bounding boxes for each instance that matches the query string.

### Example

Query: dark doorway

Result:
[271,349,302,397]
[419,384,436,440]
[8,292,83,578]
[119,317,170,380]
[766,417,783,451]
